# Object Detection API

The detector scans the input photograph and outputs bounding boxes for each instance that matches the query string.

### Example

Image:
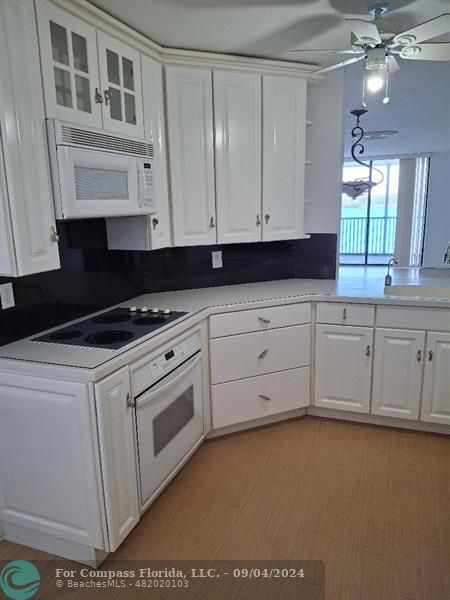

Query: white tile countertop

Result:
[0,273,449,380]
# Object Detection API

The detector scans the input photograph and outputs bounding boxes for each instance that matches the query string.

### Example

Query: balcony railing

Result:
[340,216,396,256]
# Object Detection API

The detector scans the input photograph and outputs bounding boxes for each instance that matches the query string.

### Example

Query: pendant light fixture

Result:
[342,108,384,199]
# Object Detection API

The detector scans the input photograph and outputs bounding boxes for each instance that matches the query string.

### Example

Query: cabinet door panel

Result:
[0,374,104,548]
[314,324,373,413]
[95,367,139,552]
[262,76,307,241]
[372,328,425,420]
[421,332,450,425]
[214,71,261,244]
[36,0,101,128]
[166,67,216,246]
[0,0,60,276]
[97,32,144,137]
[142,54,171,249]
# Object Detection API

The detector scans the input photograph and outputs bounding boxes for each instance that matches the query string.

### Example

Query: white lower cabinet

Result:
[314,324,373,413]
[421,332,450,425]
[372,328,425,420]
[212,367,310,429]
[95,367,140,552]
[0,373,104,548]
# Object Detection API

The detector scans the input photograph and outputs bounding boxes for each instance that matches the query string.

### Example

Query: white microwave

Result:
[46,120,156,220]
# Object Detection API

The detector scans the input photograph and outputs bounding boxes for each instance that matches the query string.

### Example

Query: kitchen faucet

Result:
[385,258,397,286]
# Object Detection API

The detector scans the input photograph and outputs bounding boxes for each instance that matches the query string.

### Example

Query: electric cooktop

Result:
[32,307,187,350]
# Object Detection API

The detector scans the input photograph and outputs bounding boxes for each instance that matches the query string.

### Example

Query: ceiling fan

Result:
[291,1,450,76]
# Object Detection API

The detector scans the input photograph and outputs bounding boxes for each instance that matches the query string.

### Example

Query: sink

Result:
[384,285,450,300]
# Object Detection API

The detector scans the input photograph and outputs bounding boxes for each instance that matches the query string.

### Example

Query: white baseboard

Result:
[1,522,108,567]
[207,407,307,438]
[307,406,450,435]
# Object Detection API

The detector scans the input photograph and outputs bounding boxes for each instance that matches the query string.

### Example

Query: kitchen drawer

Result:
[210,303,310,338]
[316,302,375,327]
[211,366,310,429]
[210,324,310,384]
[377,306,450,332]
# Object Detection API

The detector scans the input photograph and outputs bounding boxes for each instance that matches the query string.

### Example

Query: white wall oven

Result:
[47,119,155,219]
[131,330,204,511]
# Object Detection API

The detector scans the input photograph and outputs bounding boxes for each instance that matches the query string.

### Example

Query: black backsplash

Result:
[0,219,336,346]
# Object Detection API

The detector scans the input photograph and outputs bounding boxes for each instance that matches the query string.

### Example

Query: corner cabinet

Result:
[421,332,450,425]
[36,0,145,138]
[314,324,373,413]
[372,329,425,420]
[165,66,216,246]
[262,76,307,241]
[0,0,60,277]
[95,367,140,552]
[214,71,262,244]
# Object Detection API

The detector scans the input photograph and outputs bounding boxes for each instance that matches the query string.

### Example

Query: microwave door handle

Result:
[135,353,202,409]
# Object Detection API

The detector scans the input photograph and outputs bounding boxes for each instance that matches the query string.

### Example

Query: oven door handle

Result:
[135,353,202,409]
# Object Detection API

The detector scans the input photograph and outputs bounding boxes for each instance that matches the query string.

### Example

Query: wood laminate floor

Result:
[1,417,449,599]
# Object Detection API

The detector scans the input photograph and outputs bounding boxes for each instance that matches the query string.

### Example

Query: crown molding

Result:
[48,0,322,79]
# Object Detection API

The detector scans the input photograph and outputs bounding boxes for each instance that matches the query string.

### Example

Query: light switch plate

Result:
[0,282,15,309]
[212,251,223,269]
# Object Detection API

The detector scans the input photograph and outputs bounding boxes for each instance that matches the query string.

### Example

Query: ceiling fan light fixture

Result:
[367,70,385,92]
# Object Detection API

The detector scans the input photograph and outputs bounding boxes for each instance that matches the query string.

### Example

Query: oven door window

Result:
[153,385,194,456]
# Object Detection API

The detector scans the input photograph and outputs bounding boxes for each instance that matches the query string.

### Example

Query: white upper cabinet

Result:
[372,328,425,420]
[166,66,216,246]
[36,1,145,138]
[0,0,60,277]
[214,71,262,244]
[97,32,144,137]
[421,332,450,425]
[314,324,373,413]
[262,76,307,241]
[36,0,102,129]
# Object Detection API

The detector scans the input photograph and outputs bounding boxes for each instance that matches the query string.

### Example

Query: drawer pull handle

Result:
[417,350,422,362]
[366,345,371,357]
[126,392,135,409]
[428,350,433,361]
[342,308,347,320]
[258,349,269,359]
[259,394,271,402]
[258,317,271,324]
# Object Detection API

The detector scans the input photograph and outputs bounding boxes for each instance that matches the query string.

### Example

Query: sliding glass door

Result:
[340,158,399,265]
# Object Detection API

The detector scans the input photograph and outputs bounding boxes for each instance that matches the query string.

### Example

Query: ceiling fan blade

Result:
[394,13,450,45]
[346,19,381,47]
[386,55,400,74]
[290,48,361,54]
[315,54,365,74]
[399,42,450,61]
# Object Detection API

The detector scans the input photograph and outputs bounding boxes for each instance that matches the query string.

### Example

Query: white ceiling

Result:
[91,0,449,67]
[91,0,450,156]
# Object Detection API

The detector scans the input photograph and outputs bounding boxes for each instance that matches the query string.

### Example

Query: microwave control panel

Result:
[141,161,155,212]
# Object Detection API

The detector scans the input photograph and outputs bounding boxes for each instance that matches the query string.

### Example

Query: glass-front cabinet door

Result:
[36,0,102,128]
[97,32,144,138]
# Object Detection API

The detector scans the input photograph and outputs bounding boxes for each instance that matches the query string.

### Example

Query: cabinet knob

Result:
[256,214,261,227]
[50,226,60,243]
[258,348,269,360]
[264,214,270,224]
[209,216,215,229]
[428,350,433,361]
[126,392,135,409]
[417,350,422,362]
[342,308,347,320]
[366,345,371,357]
[152,217,159,230]
[104,89,112,106]
[94,88,103,104]
[259,394,271,402]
